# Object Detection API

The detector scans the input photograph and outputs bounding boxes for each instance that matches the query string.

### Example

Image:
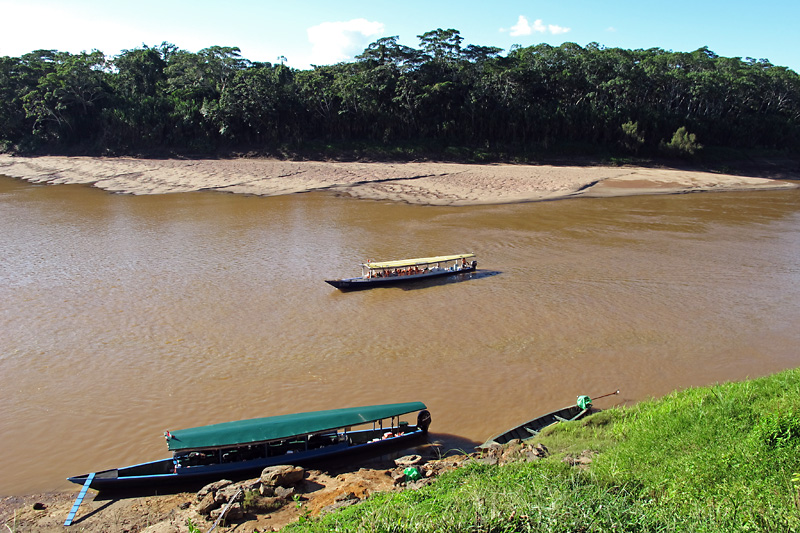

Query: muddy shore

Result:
[1,155,797,205]
[0,449,493,532]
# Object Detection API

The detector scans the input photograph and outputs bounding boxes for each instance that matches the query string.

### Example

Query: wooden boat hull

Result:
[478,405,590,448]
[68,428,426,493]
[326,264,476,290]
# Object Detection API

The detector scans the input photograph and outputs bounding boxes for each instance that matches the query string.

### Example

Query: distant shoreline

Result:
[0,155,797,205]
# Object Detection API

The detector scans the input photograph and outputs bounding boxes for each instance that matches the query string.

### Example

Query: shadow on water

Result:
[423,433,482,456]
[326,433,481,474]
[398,269,502,291]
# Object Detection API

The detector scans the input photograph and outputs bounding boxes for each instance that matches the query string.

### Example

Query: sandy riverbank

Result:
[1,155,797,205]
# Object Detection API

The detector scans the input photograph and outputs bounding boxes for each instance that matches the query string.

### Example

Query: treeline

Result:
[1,29,799,159]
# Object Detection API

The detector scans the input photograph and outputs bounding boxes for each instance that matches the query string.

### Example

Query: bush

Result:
[620,121,645,153]
[660,126,703,157]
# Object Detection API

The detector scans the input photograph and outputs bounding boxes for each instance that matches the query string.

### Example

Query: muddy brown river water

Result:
[1,175,799,496]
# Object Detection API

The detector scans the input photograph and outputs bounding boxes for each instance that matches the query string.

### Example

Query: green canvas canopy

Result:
[166,402,426,452]
[363,254,475,270]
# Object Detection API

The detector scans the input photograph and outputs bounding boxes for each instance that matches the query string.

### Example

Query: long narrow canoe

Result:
[326,253,477,290]
[478,401,591,449]
[68,402,431,493]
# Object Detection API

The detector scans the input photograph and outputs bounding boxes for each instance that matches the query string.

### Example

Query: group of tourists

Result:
[369,265,435,278]
[365,258,473,279]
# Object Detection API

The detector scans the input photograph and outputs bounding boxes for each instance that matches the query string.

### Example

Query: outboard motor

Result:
[417,410,432,433]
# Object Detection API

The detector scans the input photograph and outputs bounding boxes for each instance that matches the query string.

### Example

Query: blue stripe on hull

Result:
[327,266,476,290]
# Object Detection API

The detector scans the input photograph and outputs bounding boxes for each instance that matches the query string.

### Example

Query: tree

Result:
[107,44,173,148]
[462,45,503,64]
[219,63,300,144]
[357,37,422,69]
[417,29,463,64]
[0,56,28,147]
[22,50,110,145]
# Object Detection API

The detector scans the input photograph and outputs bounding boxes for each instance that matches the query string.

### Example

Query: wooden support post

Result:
[64,472,95,526]
[209,487,242,533]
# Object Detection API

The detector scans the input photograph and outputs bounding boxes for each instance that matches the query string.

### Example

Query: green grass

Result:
[285,368,800,532]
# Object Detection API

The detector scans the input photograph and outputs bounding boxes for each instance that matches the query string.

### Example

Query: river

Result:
[1,175,799,496]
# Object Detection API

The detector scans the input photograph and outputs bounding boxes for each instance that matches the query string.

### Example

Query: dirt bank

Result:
[1,437,558,533]
[1,453,472,532]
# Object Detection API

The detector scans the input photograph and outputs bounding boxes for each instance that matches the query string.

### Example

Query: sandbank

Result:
[0,154,796,205]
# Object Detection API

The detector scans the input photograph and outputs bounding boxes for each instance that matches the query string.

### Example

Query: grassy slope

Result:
[285,368,800,532]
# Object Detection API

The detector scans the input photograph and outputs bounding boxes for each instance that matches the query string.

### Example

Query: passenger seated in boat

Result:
[308,434,331,450]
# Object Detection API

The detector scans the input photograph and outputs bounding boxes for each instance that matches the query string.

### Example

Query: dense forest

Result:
[1,29,799,160]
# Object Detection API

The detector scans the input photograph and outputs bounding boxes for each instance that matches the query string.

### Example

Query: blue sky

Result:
[1,0,798,72]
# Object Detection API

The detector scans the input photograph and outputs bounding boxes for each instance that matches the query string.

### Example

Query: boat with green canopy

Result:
[67,402,431,493]
[326,253,477,290]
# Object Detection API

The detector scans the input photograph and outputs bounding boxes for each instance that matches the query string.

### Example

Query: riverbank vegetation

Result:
[1,29,799,161]
[286,368,800,532]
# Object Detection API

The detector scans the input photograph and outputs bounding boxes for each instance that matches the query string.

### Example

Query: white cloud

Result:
[0,2,126,56]
[548,24,571,35]
[307,18,385,65]
[506,15,570,37]
[0,1,207,58]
